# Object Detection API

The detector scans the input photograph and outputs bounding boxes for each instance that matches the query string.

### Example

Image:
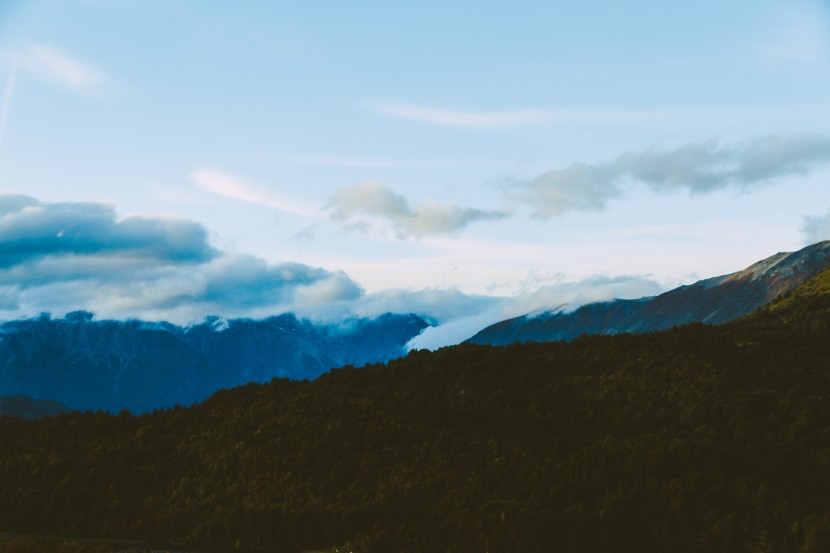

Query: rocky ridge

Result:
[468,240,830,346]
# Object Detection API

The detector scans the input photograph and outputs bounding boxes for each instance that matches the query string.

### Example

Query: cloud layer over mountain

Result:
[0,195,361,322]
[4,141,829,341]
[0,194,672,348]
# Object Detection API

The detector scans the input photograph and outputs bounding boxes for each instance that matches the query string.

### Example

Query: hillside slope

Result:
[469,240,830,345]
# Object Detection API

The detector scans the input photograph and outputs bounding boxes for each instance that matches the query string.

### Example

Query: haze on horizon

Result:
[0,0,829,348]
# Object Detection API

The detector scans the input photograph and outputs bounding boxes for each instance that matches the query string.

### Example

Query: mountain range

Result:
[0,312,428,413]
[2,240,830,415]
[469,240,830,345]
[2,259,830,552]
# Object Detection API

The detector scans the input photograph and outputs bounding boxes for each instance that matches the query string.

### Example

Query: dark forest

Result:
[2,270,830,553]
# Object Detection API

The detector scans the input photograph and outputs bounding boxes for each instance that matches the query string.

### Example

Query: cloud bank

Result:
[0,195,216,269]
[328,181,507,238]
[0,195,359,322]
[0,194,671,349]
[514,134,830,218]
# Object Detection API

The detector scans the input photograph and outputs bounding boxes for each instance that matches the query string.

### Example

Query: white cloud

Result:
[803,211,830,244]
[407,311,503,350]
[368,103,744,128]
[189,166,323,219]
[406,273,665,350]
[513,134,830,218]
[271,153,423,170]
[505,274,664,318]
[328,181,508,238]
[516,162,619,218]
[19,44,104,92]
[621,135,830,191]
[351,287,501,324]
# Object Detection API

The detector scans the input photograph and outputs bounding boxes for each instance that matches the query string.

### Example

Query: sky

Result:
[0,0,829,348]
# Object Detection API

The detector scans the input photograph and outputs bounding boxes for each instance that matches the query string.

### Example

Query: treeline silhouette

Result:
[2,270,830,553]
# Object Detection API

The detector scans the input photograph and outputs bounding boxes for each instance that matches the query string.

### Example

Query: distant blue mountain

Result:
[0,312,428,413]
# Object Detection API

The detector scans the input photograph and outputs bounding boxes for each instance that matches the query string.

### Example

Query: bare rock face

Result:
[469,241,830,346]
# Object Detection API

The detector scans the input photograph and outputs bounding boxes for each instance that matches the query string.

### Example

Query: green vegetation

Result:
[2,269,830,552]
[0,534,170,553]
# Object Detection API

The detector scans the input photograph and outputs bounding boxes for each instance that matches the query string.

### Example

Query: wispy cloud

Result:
[371,102,830,130]
[19,44,104,92]
[370,102,561,128]
[368,102,727,128]
[0,45,105,154]
[328,181,508,238]
[190,166,323,219]
[271,153,423,170]
[513,134,830,218]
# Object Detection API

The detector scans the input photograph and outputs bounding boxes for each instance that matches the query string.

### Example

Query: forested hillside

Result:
[2,269,830,553]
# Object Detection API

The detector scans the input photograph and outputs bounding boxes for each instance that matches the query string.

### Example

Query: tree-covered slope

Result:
[2,269,830,553]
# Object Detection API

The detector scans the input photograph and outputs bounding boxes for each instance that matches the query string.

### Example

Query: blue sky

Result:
[0,1,829,347]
